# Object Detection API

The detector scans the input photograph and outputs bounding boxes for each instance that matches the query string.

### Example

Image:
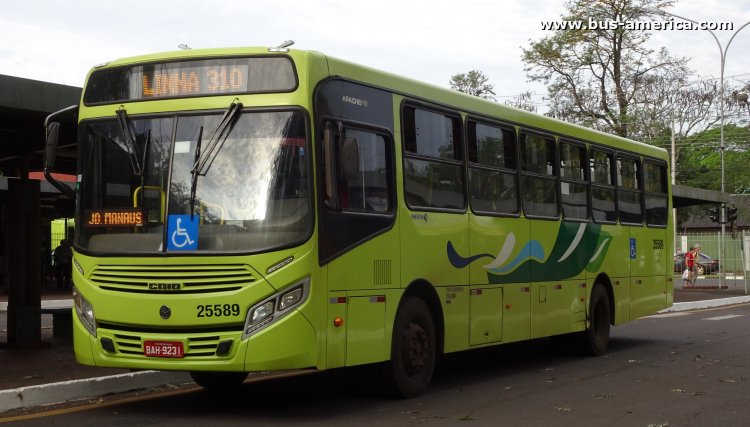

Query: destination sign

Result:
[140,63,249,98]
[85,208,145,228]
[83,57,297,104]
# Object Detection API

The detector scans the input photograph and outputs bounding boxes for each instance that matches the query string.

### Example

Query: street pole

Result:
[648,8,750,288]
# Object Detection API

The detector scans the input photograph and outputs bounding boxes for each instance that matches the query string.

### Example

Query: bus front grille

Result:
[112,333,230,357]
[89,264,256,294]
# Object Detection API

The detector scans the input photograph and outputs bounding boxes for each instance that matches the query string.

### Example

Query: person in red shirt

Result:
[684,246,696,287]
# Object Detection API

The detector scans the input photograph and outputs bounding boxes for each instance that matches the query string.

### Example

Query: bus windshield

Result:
[77,110,310,254]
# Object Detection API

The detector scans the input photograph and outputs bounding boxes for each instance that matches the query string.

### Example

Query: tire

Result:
[386,296,436,398]
[190,371,248,390]
[576,285,611,356]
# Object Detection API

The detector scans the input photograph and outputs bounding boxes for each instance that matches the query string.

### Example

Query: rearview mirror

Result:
[45,121,60,171]
[43,105,78,199]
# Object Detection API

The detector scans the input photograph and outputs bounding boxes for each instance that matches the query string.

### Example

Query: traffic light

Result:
[708,206,721,223]
[727,205,738,223]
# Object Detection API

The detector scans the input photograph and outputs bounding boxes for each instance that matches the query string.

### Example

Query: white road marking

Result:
[704,314,744,321]
[648,312,692,318]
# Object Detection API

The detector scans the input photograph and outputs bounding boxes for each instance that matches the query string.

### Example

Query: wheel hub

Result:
[403,322,429,374]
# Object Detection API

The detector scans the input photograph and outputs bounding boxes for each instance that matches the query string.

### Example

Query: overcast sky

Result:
[1,0,749,111]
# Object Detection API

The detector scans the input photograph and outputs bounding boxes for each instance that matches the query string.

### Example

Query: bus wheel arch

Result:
[593,273,615,326]
[401,280,444,355]
[577,276,613,356]
[386,280,442,398]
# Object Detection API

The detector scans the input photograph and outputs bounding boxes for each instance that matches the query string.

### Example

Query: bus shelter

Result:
[0,74,79,344]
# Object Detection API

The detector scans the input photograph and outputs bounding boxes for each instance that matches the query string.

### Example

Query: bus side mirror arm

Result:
[44,105,78,200]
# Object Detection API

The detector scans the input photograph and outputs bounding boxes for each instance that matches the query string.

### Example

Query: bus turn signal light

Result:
[333,317,344,327]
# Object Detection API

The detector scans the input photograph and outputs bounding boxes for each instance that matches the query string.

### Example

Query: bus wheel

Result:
[190,371,248,390]
[387,296,436,398]
[577,285,611,356]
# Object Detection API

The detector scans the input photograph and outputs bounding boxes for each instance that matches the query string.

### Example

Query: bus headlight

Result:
[251,301,275,325]
[278,287,303,311]
[72,287,96,337]
[243,277,309,339]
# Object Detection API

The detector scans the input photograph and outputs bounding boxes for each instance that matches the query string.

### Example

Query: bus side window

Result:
[323,124,391,214]
[590,148,617,223]
[617,155,643,224]
[644,161,668,227]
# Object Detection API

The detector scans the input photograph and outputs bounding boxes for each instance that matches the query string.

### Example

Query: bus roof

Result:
[89,46,666,160]
[321,53,666,160]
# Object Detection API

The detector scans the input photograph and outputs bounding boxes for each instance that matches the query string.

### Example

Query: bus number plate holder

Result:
[144,340,184,358]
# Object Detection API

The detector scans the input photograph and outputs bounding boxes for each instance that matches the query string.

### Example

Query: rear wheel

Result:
[190,371,248,390]
[386,296,436,398]
[576,284,611,356]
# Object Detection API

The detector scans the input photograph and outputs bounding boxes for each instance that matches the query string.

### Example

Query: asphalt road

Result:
[5,303,750,426]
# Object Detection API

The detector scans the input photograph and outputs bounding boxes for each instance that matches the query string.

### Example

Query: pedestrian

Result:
[53,239,72,289]
[691,243,702,285]
[683,246,695,287]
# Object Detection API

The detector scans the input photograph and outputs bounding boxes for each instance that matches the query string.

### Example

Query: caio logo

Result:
[148,283,182,291]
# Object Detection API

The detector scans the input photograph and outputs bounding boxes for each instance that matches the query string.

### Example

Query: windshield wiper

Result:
[115,107,143,176]
[189,99,243,217]
[139,130,151,213]
[190,126,203,217]
[192,99,243,177]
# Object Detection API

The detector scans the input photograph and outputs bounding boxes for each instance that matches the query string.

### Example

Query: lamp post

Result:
[648,8,750,286]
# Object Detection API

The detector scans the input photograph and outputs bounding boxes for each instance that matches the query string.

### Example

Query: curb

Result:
[659,295,750,313]
[0,371,192,414]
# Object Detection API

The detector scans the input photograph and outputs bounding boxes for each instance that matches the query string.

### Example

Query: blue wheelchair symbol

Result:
[629,238,636,259]
[167,215,198,251]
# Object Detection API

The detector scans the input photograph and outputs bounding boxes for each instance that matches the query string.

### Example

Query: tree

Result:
[676,124,750,193]
[505,91,538,113]
[522,0,684,138]
[449,70,496,100]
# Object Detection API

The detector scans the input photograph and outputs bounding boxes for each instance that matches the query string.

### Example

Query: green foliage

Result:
[449,70,496,101]
[677,124,750,193]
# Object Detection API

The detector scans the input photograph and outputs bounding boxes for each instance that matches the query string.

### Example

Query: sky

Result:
[1,0,749,112]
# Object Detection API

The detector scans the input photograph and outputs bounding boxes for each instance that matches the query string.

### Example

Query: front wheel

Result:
[386,296,436,398]
[575,284,611,356]
[190,371,248,391]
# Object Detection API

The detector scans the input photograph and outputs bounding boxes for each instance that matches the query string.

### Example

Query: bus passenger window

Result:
[560,141,588,220]
[644,162,668,226]
[590,149,616,223]
[520,132,557,218]
[402,105,465,210]
[617,156,643,224]
[467,121,518,215]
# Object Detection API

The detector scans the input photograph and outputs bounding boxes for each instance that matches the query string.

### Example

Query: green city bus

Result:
[44,44,673,397]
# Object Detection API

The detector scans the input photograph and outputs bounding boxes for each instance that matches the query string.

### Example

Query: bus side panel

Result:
[440,285,470,353]
[468,286,502,346]
[327,232,400,292]
[630,225,668,318]
[529,220,585,339]
[590,224,631,325]
[469,215,531,344]
[401,209,468,353]
[326,290,347,369]
[345,294,387,365]
[400,209,468,293]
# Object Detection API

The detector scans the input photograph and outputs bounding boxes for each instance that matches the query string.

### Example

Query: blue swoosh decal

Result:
[447,241,494,268]
[488,240,545,274]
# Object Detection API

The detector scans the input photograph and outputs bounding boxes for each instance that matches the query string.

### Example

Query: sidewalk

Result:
[1,283,749,414]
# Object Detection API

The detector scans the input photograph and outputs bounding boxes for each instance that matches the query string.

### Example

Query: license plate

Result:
[144,340,184,358]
